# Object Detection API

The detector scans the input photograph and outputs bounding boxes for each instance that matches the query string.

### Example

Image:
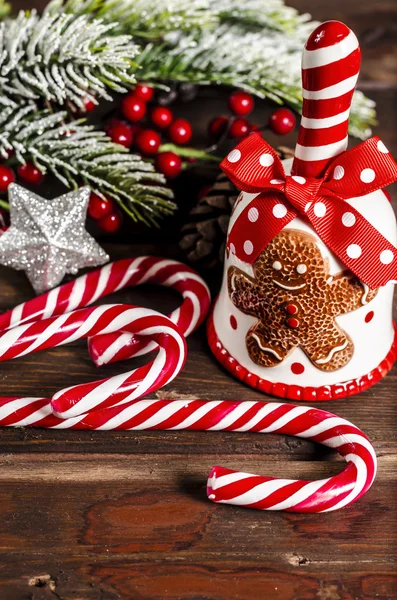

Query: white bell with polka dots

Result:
[208,21,397,400]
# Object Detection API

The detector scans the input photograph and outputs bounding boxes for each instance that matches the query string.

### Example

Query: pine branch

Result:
[45,0,216,40]
[0,106,175,226]
[0,10,138,109]
[0,1,10,20]
[137,25,376,139]
[48,0,376,139]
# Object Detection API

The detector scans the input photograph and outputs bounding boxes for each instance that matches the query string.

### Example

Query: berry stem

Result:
[159,143,220,162]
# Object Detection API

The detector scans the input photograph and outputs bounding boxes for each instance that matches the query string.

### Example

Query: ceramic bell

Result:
[208,20,397,400]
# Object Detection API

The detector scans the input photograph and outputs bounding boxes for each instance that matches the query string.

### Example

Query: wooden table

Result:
[1,1,396,599]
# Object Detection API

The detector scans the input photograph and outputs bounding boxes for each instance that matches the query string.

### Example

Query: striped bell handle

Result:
[0,258,377,512]
[221,21,397,290]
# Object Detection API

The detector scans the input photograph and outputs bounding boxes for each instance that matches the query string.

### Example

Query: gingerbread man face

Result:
[228,229,377,372]
[257,229,328,296]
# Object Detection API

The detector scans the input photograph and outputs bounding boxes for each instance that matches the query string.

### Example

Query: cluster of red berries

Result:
[87,192,122,234]
[0,162,45,194]
[105,83,192,180]
[208,90,296,141]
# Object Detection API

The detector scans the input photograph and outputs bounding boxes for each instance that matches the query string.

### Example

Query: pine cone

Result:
[180,145,294,269]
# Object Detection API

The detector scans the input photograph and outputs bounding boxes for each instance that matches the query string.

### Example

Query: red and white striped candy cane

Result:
[292,21,361,178]
[0,396,376,513]
[0,304,187,418]
[0,257,210,366]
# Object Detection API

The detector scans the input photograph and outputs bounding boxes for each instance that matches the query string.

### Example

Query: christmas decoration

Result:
[17,162,45,185]
[0,184,109,293]
[0,165,15,192]
[269,108,296,135]
[155,152,183,179]
[209,21,397,401]
[0,399,377,513]
[97,210,123,234]
[151,106,174,129]
[229,118,250,139]
[87,192,114,220]
[168,119,193,145]
[179,147,295,269]
[135,129,161,156]
[0,1,377,230]
[132,83,154,102]
[121,95,147,122]
[0,256,211,365]
[228,91,255,116]
[0,261,377,512]
[0,303,188,418]
[107,123,134,148]
[0,107,174,226]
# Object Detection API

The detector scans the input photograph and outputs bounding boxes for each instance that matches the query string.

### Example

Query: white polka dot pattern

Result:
[380,249,393,265]
[219,123,397,289]
[314,202,326,217]
[333,165,345,180]
[377,140,388,154]
[243,240,254,255]
[227,149,241,163]
[273,204,287,218]
[292,176,306,185]
[248,207,259,222]
[347,244,362,259]
[342,212,356,227]
[259,153,274,167]
[360,168,376,183]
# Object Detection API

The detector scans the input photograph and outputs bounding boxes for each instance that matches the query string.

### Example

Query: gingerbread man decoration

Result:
[228,230,378,372]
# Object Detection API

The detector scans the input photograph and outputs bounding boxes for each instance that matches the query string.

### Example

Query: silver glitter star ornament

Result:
[0,184,109,294]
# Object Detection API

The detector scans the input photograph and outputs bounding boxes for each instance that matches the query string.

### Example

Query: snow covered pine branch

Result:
[0,107,174,225]
[0,9,139,110]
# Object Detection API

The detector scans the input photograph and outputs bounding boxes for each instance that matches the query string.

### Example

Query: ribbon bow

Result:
[221,133,397,289]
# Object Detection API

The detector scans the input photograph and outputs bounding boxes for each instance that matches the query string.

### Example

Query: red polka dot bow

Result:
[221,133,397,289]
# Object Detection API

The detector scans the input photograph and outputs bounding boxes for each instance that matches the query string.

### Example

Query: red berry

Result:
[155,152,182,179]
[229,118,251,138]
[121,96,146,122]
[168,119,192,145]
[133,83,154,102]
[269,108,296,135]
[82,98,97,113]
[208,116,229,140]
[0,165,15,192]
[151,106,173,129]
[228,91,254,116]
[108,123,134,148]
[18,162,45,185]
[135,129,161,156]
[88,193,114,220]
[98,211,122,233]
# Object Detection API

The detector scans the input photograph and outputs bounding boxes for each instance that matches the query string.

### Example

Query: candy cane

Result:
[0,304,187,418]
[0,395,376,513]
[0,257,211,366]
[292,21,361,178]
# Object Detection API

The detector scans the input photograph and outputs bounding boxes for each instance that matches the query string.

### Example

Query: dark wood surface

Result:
[1,1,396,599]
